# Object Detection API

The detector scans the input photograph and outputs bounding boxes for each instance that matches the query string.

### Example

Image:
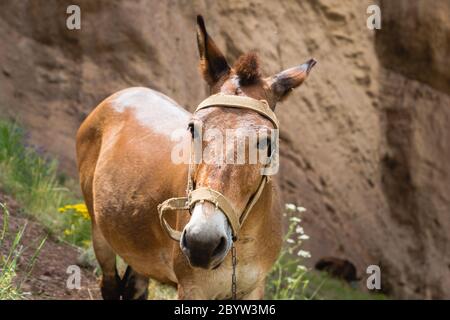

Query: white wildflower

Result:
[286,238,295,244]
[297,206,307,212]
[296,265,307,271]
[297,250,311,258]
[285,203,297,212]
[299,234,309,240]
[290,217,301,223]
[295,226,304,234]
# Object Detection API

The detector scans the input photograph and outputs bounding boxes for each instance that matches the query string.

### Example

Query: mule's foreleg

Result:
[121,266,149,300]
[92,222,121,300]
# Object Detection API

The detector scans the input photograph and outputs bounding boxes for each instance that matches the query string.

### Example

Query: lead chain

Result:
[231,244,237,300]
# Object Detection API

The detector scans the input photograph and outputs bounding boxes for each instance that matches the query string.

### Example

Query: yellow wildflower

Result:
[58,203,90,220]
[82,240,91,248]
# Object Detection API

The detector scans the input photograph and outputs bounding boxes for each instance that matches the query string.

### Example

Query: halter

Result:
[157,94,279,242]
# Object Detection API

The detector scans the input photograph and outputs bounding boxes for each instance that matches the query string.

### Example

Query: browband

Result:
[196,94,279,129]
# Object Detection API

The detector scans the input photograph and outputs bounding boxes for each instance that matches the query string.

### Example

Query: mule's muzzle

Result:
[180,203,232,269]
[181,230,228,269]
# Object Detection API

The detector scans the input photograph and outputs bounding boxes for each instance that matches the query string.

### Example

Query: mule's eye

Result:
[187,121,195,138]
[257,136,272,157]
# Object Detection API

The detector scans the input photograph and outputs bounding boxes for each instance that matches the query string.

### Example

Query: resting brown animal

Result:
[76,15,316,300]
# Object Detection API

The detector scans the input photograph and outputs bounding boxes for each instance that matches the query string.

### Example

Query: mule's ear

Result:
[267,59,317,101]
[196,15,230,86]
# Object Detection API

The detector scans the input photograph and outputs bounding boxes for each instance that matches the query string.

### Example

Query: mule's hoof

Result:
[100,274,122,300]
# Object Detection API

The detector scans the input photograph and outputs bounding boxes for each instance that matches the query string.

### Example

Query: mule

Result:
[76,15,316,300]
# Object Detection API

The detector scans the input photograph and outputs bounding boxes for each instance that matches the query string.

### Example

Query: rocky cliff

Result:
[0,0,448,298]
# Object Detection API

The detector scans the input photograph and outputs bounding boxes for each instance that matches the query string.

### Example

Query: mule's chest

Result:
[200,260,264,300]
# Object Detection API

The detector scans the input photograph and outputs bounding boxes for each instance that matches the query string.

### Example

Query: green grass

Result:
[0,120,90,247]
[303,271,387,300]
[0,203,46,300]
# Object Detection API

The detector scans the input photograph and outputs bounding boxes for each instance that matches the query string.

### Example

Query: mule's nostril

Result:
[181,231,188,248]
[212,236,227,258]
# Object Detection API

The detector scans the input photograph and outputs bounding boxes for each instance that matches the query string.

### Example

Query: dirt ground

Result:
[0,192,101,300]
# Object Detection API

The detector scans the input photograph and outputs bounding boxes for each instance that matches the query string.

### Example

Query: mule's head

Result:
[180,16,316,269]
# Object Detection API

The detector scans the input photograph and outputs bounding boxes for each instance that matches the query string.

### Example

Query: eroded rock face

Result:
[0,0,448,298]
[376,0,450,94]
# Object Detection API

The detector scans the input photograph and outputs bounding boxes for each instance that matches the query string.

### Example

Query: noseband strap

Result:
[189,188,239,237]
[157,94,278,242]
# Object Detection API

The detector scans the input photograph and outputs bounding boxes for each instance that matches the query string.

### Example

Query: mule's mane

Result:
[233,52,261,86]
